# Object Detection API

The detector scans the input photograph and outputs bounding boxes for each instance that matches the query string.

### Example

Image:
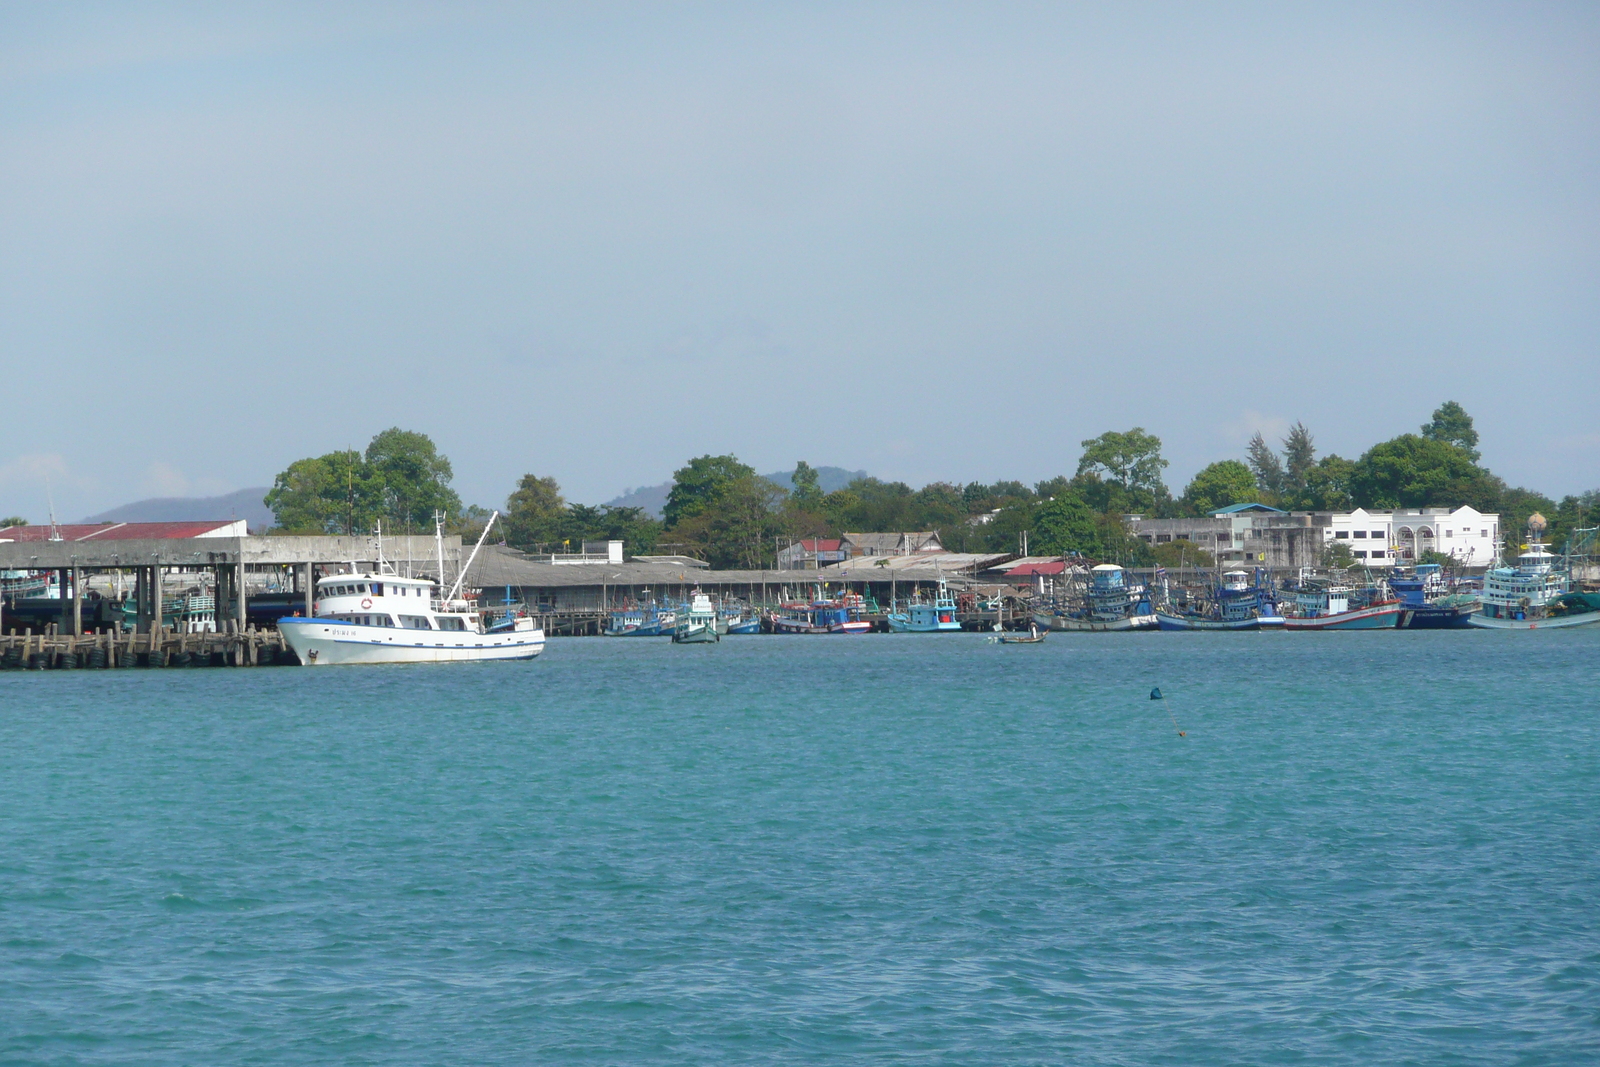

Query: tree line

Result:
[262,404,1597,569]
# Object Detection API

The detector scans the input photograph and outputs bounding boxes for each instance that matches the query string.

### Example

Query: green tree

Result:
[822,477,917,531]
[1247,432,1285,495]
[1349,435,1497,509]
[1496,486,1559,559]
[0,516,27,528]
[1323,540,1357,571]
[264,449,379,533]
[265,429,463,534]
[1150,539,1216,569]
[664,455,760,528]
[1292,455,1355,511]
[504,474,567,547]
[670,474,786,568]
[553,504,662,554]
[1282,422,1316,491]
[365,428,462,530]
[1076,428,1169,501]
[1031,491,1105,557]
[790,460,823,512]
[1180,460,1259,516]
[1033,475,1073,500]
[1550,490,1600,557]
[1420,401,1480,461]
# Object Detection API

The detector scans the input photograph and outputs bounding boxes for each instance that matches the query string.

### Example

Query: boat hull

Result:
[672,623,719,643]
[1155,612,1283,631]
[725,619,762,635]
[1282,604,1403,630]
[1466,611,1600,630]
[278,618,545,665]
[1401,604,1478,629]
[887,616,962,633]
[1033,612,1157,632]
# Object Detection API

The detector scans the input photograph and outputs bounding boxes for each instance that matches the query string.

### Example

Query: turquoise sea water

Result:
[2,631,1597,1065]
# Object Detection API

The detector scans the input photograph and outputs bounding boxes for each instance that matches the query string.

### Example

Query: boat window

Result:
[371,583,383,596]
[399,615,433,629]
[357,583,367,593]
[438,617,466,631]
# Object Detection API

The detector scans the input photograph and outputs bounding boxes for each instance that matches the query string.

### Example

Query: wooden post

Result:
[303,562,314,618]
[58,568,70,635]
[71,565,82,636]
[236,562,247,631]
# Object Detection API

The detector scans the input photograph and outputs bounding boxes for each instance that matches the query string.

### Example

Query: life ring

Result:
[361,597,373,609]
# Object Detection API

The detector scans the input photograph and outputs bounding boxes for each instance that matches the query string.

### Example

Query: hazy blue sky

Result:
[3,2,1596,520]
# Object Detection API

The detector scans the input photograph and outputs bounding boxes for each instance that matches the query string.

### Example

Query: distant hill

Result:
[604,466,868,519]
[762,466,868,494]
[78,488,275,532]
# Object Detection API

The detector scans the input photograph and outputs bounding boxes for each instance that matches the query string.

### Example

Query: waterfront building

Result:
[1127,505,1500,572]
[1126,503,1287,567]
[1320,506,1498,569]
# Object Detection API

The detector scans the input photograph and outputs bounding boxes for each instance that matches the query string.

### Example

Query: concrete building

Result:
[1126,503,1286,566]
[1127,504,1500,571]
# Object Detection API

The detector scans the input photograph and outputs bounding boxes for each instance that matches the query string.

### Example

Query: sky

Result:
[2,2,1597,521]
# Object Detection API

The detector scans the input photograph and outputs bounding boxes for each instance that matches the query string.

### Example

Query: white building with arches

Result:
[1322,506,1498,568]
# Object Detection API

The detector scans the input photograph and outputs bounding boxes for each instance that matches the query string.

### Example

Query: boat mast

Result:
[435,512,445,599]
[447,511,499,603]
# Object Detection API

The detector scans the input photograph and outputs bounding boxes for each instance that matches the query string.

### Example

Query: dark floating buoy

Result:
[1149,687,1163,700]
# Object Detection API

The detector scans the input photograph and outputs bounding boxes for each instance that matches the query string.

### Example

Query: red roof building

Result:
[0,520,248,542]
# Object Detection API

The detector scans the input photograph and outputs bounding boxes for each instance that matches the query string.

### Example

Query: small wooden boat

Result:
[992,624,1047,644]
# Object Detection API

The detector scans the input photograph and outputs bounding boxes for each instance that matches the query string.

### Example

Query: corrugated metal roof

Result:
[800,539,842,551]
[0,520,247,542]
[1006,561,1069,576]
[817,551,1015,576]
[1209,503,1285,515]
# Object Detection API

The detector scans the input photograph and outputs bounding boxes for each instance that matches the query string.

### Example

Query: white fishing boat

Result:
[673,591,720,644]
[1469,541,1600,630]
[278,513,545,665]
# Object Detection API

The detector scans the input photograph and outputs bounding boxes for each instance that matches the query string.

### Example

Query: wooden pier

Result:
[2,623,295,669]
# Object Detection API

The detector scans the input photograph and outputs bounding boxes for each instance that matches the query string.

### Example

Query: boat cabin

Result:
[314,573,479,631]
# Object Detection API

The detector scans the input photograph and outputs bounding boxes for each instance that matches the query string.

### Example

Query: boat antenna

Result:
[434,511,445,596]
[447,510,498,603]
[374,519,390,575]
[46,480,62,542]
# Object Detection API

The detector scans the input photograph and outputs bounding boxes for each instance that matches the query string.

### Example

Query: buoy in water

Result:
[1149,687,1163,700]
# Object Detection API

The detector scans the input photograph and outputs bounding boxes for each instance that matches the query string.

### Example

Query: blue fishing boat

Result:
[1034,564,1158,632]
[604,602,676,636]
[769,592,872,634]
[1156,569,1282,631]
[1388,564,1477,629]
[887,578,962,633]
